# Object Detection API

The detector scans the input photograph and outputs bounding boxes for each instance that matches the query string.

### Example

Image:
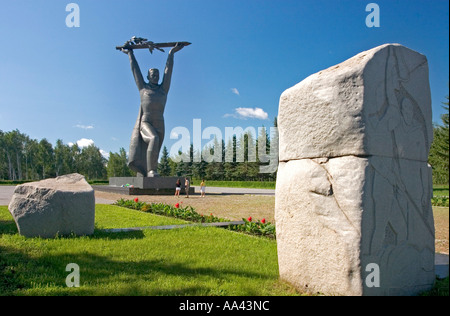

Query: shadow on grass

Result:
[0,219,18,235]
[0,218,273,295]
[0,242,272,296]
[0,218,146,240]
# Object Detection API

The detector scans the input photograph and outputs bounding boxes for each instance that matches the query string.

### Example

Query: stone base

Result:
[105,177,195,196]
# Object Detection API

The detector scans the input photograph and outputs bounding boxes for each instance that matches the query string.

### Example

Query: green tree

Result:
[37,138,55,179]
[429,95,449,184]
[158,146,172,176]
[24,138,39,180]
[54,139,72,176]
[168,157,178,176]
[79,145,107,180]
[192,153,207,180]
[234,132,258,180]
[107,148,132,178]
[224,136,237,180]
[3,130,19,180]
[0,130,6,179]
[176,144,194,176]
[70,143,81,174]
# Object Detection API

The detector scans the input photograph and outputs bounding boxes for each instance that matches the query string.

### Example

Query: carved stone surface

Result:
[8,173,95,238]
[275,44,435,296]
[278,43,432,162]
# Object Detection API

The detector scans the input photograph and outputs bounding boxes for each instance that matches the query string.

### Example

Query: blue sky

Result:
[0,0,448,159]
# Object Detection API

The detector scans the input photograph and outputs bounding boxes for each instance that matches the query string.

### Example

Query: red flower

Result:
[247,216,252,222]
[134,197,139,202]
[261,218,266,224]
[175,203,180,208]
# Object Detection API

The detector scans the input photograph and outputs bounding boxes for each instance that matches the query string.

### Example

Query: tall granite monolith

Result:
[275,43,435,296]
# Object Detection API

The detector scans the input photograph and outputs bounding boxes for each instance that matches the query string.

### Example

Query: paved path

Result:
[0,185,274,205]
[435,253,449,279]
[192,186,275,195]
[0,185,115,205]
[0,186,16,206]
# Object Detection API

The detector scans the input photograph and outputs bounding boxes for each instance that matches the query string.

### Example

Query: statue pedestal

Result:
[94,177,194,195]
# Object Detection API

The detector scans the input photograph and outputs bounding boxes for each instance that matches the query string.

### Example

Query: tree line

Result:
[1,96,449,184]
[0,124,277,182]
[0,130,107,181]
[107,124,278,182]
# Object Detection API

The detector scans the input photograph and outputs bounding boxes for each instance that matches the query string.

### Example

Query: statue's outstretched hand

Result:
[169,43,184,54]
[121,48,133,55]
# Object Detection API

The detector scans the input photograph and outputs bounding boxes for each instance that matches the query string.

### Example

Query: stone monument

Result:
[107,37,194,195]
[275,43,435,296]
[8,173,95,238]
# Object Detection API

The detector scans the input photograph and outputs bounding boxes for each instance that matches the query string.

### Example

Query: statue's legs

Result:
[140,120,164,176]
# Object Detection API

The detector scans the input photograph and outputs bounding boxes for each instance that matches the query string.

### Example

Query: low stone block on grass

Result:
[8,173,95,238]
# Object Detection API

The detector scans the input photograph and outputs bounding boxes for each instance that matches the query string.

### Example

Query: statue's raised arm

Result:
[162,43,185,93]
[121,48,145,91]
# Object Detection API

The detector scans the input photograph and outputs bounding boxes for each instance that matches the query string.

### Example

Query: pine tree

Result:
[158,146,172,176]
[429,95,449,184]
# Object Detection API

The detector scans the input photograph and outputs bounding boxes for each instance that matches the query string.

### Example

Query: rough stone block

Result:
[275,44,435,296]
[8,173,95,238]
[278,43,432,162]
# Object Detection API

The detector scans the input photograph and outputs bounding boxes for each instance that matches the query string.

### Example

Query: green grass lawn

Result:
[433,185,449,197]
[0,205,297,296]
[1,205,447,296]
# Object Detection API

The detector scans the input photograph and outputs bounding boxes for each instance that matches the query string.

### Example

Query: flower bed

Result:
[114,198,276,238]
[431,196,450,207]
[227,217,276,239]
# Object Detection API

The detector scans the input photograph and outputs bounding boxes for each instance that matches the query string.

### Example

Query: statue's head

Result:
[147,68,159,84]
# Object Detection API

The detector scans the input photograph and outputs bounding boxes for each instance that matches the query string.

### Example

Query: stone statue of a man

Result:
[121,43,184,177]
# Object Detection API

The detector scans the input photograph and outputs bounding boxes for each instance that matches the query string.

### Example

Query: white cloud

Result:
[75,124,94,130]
[231,88,240,96]
[225,107,269,120]
[100,149,109,159]
[76,138,95,148]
